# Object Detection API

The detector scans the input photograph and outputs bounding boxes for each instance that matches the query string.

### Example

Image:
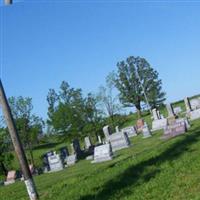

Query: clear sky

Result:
[0,0,200,119]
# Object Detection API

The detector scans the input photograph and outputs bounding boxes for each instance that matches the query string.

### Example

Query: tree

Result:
[8,96,44,166]
[115,56,166,118]
[0,128,14,176]
[47,81,102,139]
[98,72,121,124]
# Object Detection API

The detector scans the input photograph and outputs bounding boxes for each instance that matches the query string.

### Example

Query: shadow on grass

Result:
[79,127,200,200]
[33,142,62,150]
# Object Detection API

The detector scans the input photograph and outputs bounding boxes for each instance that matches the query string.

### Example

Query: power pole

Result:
[4,0,13,5]
[0,80,39,200]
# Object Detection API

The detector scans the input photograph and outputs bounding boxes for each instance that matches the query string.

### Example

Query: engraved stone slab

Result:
[48,153,63,172]
[152,118,168,131]
[121,126,137,138]
[66,154,77,166]
[108,132,130,152]
[92,143,113,163]
[84,136,92,149]
[4,171,16,186]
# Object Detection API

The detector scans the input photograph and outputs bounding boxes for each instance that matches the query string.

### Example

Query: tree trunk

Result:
[135,101,142,119]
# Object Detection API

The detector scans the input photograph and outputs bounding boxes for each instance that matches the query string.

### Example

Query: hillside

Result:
[1,119,200,199]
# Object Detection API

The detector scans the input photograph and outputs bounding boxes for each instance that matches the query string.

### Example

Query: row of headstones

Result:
[92,122,152,163]
[44,96,200,170]
[5,97,200,183]
[151,99,196,139]
[3,165,35,186]
[43,138,87,173]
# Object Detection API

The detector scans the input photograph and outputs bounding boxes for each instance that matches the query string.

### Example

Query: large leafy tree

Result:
[8,96,44,166]
[115,56,166,118]
[47,81,102,138]
[0,128,13,176]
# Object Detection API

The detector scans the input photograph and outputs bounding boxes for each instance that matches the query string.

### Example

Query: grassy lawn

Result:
[1,119,200,200]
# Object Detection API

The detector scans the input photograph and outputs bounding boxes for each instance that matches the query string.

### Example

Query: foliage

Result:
[114,56,166,118]
[0,128,14,177]
[8,96,44,165]
[98,72,122,123]
[47,81,102,139]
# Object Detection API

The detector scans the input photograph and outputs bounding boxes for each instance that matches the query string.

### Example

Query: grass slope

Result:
[1,120,200,200]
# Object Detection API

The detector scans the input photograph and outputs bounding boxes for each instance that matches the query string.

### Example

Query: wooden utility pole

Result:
[4,0,13,5]
[0,80,39,200]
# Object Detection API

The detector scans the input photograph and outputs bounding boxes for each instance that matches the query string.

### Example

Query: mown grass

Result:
[1,119,200,200]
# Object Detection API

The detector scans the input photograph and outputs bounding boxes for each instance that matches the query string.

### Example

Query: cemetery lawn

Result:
[1,121,200,199]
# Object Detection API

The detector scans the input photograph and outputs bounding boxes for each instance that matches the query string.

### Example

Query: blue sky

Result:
[0,1,200,119]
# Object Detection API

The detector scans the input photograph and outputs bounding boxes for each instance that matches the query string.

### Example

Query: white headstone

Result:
[184,97,192,112]
[103,125,112,140]
[166,104,175,117]
[152,118,168,131]
[92,143,113,163]
[84,136,92,149]
[121,126,137,137]
[174,107,182,115]
[190,98,200,110]
[98,135,102,144]
[66,154,77,166]
[48,153,63,172]
[108,132,130,152]
[4,171,16,186]
[115,126,120,133]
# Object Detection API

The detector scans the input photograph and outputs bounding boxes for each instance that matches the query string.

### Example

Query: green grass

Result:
[1,119,200,200]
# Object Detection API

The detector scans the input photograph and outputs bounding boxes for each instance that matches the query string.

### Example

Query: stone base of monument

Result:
[86,155,94,160]
[108,132,130,152]
[92,143,113,163]
[188,109,200,121]
[66,154,77,166]
[152,118,168,131]
[161,120,186,139]
[4,180,15,186]
[121,126,137,138]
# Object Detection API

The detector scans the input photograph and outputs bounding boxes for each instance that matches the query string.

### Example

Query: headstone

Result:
[48,152,63,172]
[103,125,112,140]
[162,120,186,139]
[66,154,77,166]
[97,135,102,144]
[71,139,82,158]
[189,109,200,120]
[121,126,137,137]
[136,119,144,132]
[43,151,53,172]
[166,104,175,117]
[142,123,152,138]
[115,126,120,133]
[92,143,113,163]
[184,97,192,112]
[86,155,94,160]
[190,98,200,110]
[108,132,130,151]
[174,107,182,115]
[4,171,16,186]
[60,147,69,163]
[176,118,190,130]
[152,118,168,131]
[152,108,160,120]
[84,136,92,149]
[29,164,34,175]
